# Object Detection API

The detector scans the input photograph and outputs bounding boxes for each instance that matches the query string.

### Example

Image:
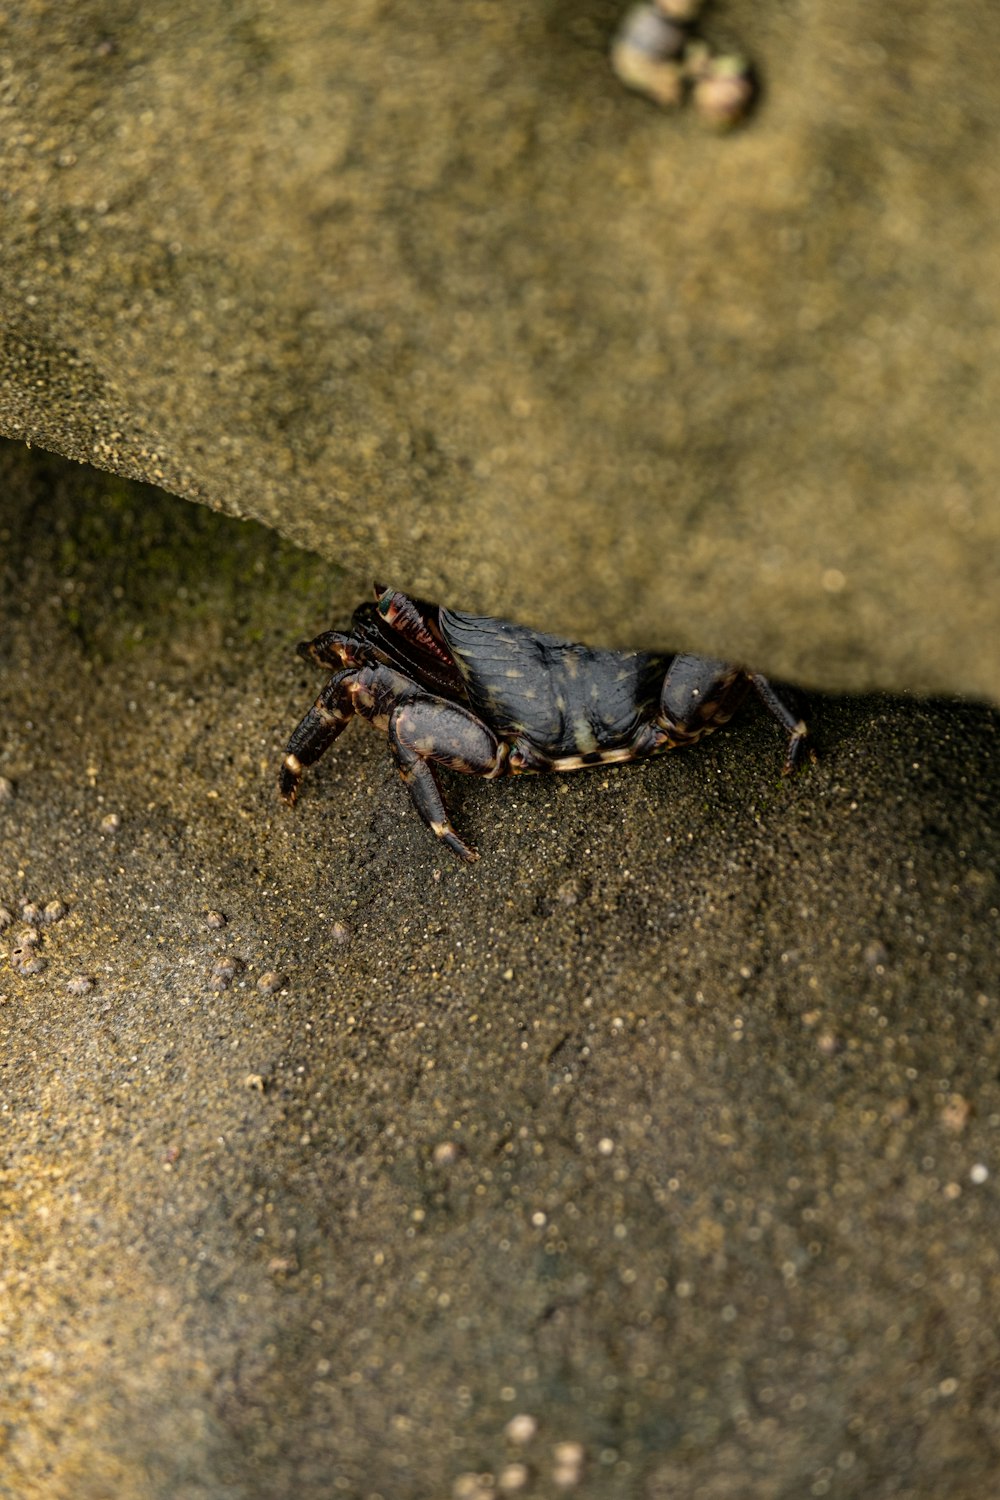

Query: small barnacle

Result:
[210,955,245,991]
[654,0,703,20]
[256,971,287,995]
[691,53,757,129]
[11,945,46,975]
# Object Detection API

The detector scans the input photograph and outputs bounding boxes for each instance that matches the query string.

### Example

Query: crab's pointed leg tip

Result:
[279,754,304,804]
[438,828,478,863]
[373,579,387,597]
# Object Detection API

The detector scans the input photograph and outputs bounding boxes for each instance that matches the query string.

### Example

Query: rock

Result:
[0,1,997,699]
[2,444,1000,1498]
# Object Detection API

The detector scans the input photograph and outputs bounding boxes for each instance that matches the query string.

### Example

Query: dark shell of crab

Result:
[437,609,670,757]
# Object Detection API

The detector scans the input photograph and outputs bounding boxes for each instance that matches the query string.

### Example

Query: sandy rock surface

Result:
[1,0,998,698]
[2,445,999,1498]
[2,1,1000,1494]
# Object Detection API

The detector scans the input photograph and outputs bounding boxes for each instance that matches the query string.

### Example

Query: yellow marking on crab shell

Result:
[572,716,598,753]
[284,753,303,774]
[430,820,451,838]
[504,668,524,679]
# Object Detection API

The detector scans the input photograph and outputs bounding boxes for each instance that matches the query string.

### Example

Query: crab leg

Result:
[387,697,507,863]
[296,631,359,671]
[745,673,812,774]
[279,668,357,804]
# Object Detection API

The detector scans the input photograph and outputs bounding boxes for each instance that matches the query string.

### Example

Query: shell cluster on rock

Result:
[611,1,756,128]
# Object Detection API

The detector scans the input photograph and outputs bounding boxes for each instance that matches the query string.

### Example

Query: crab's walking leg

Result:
[746,673,813,774]
[387,697,507,863]
[280,669,356,804]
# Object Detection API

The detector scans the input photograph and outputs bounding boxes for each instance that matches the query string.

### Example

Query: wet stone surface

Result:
[1,447,999,1498]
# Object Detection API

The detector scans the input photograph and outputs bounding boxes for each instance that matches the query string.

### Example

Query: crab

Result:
[280,584,812,862]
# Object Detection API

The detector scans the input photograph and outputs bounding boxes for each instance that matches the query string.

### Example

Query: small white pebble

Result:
[597,1137,615,1156]
[553,1442,585,1469]
[66,975,95,996]
[432,1140,461,1166]
[970,1163,989,1184]
[498,1462,529,1494]
[43,900,66,924]
[205,909,227,929]
[452,1474,495,1500]
[267,1255,298,1278]
[552,1465,583,1491]
[505,1413,538,1446]
[100,812,121,833]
